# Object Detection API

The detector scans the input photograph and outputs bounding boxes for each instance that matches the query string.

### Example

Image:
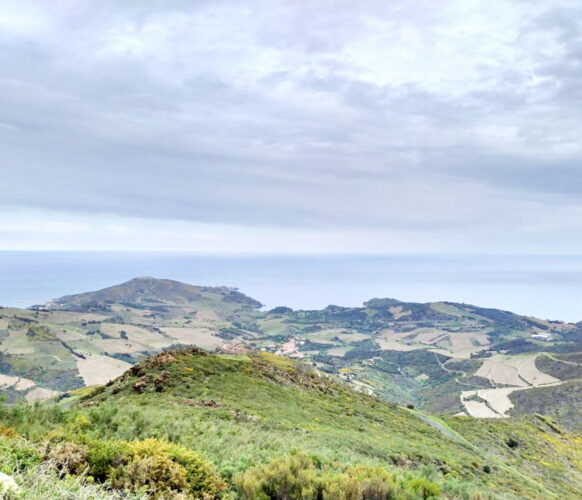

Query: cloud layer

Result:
[1,0,582,252]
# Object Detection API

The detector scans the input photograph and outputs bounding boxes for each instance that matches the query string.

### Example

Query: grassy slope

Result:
[12,349,572,499]
[509,381,582,431]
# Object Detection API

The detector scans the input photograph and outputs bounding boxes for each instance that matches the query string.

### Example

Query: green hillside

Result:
[0,348,581,499]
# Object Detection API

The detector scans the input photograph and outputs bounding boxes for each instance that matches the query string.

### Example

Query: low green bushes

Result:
[0,437,40,475]
[234,452,442,500]
[44,437,227,499]
[0,432,492,500]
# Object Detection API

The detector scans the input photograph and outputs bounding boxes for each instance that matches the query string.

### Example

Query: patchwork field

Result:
[1,330,36,354]
[475,354,560,388]
[448,331,490,351]
[461,354,566,418]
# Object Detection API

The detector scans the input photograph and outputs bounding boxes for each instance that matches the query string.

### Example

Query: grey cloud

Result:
[0,0,582,241]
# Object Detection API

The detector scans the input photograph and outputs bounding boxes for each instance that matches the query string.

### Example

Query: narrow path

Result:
[407,409,464,442]
[437,354,462,375]
[407,408,559,498]
[437,353,490,388]
[542,352,582,366]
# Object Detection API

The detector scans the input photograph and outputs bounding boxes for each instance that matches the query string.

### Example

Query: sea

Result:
[0,252,581,322]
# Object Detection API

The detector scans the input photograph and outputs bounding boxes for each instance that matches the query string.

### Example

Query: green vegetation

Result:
[509,381,582,431]
[234,452,445,500]
[536,353,582,380]
[26,325,57,341]
[0,349,580,499]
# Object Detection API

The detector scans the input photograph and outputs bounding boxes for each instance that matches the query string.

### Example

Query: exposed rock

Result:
[217,342,250,355]
[132,377,150,393]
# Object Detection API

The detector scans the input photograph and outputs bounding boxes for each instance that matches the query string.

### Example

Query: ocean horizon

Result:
[1,251,581,322]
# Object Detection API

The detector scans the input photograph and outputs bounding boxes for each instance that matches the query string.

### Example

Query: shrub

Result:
[160,442,227,498]
[9,461,144,500]
[407,478,441,499]
[0,438,40,474]
[111,454,189,498]
[0,425,18,439]
[84,439,130,482]
[235,452,320,500]
[46,441,89,475]
[234,452,443,500]
[322,465,403,500]
[78,437,226,499]
[506,438,519,449]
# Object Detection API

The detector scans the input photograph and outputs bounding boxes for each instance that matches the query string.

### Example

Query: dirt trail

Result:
[408,410,464,442]
[542,352,582,366]
[437,354,489,389]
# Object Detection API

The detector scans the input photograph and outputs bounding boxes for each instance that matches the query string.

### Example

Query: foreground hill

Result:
[0,348,581,499]
[1,277,580,430]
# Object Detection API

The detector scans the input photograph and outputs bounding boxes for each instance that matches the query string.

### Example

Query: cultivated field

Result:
[99,323,174,350]
[448,332,489,351]
[160,327,223,349]
[475,354,559,387]
[462,354,563,417]
[1,330,35,354]
[388,305,411,319]
[460,396,501,418]
[76,354,132,386]
[196,309,221,321]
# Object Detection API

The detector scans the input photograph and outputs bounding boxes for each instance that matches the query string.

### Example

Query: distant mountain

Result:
[46,277,263,311]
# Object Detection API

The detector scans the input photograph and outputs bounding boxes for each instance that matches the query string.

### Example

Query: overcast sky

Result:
[1,0,581,253]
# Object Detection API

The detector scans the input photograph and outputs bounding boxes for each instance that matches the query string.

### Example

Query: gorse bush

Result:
[118,438,227,499]
[234,452,442,500]
[0,424,18,439]
[44,437,226,499]
[111,454,189,498]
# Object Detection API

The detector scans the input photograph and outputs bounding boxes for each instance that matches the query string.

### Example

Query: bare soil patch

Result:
[76,354,132,386]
